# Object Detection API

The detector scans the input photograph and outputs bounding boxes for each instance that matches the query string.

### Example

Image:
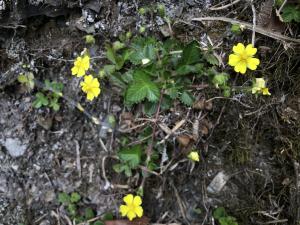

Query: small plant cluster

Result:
[17,64,65,111]
[32,80,64,111]
[58,192,112,225]
[213,207,238,225]
[101,36,229,112]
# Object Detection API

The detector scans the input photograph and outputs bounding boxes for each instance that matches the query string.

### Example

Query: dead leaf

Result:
[193,98,205,110]
[177,135,192,147]
[205,101,213,111]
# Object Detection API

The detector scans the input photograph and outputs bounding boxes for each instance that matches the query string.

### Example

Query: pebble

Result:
[2,138,27,157]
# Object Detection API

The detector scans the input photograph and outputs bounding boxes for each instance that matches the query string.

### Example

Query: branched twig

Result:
[192,17,300,43]
[251,0,257,46]
[209,0,241,11]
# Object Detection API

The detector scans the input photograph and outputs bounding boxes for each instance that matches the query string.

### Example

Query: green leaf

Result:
[58,192,70,204]
[106,46,125,70]
[125,70,160,104]
[282,5,300,23]
[93,221,104,225]
[204,53,219,65]
[212,73,229,87]
[103,65,116,76]
[85,208,95,220]
[129,37,157,65]
[50,98,60,111]
[231,24,241,34]
[118,145,142,169]
[180,91,194,106]
[68,203,77,216]
[70,192,81,203]
[143,101,157,116]
[113,163,124,173]
[33,92,49,108]
[179,40,202,66]
[176,65,197,75]
[102,212,114,221]
[213,207,226,219]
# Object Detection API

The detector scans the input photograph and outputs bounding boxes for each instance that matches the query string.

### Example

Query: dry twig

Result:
[192,17,300,43]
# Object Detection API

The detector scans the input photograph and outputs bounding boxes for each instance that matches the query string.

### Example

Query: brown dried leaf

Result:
[193,98,205,110]
[176,135,192,147]
[205,101,213,111]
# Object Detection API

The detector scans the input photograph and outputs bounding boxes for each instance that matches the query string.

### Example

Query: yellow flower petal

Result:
[255,78,265,89]
[247,58,260,70]
[188,151,199,162]
[77,68,86,77]
[84,75,93,83]
[135,206,143,217]
[87,92,95,101]
[74,57,82,66]
[234,61,247,74]
[120,205,129,216]
[82,55,90,70]
[127,211,136,221]
[252,87,260,94]
[262,88,271,96]
[133,196,142,206]
[228,54,240,66]
[233,43,245,54]
[245,44,257,56]
[71,66,78,75]
[123,194,134,205]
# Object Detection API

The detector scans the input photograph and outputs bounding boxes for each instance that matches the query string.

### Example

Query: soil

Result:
[1,0,300,225]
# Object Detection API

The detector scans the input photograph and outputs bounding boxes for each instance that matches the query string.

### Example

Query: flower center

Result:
[240,52,248,61]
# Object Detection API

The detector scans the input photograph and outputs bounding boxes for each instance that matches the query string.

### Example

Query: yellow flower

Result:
[187,151,199,162]
[119,194,143,221]
[252,78,271,96]
[80,75,101,101]
[228,43,260,74]
[71,55,90,77]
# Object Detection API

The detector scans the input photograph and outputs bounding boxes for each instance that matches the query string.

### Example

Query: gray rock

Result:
[2,138,27,157]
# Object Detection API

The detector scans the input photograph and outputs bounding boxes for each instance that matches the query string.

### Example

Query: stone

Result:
[2,138,27,157]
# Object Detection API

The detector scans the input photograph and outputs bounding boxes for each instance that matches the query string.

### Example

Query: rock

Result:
[2,138,27,157]
[207,171,230,194]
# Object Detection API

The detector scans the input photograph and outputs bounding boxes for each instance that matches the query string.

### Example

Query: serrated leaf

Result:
[179,40,202,66]
[125,70,160,104]
[180,91,194,106]
[204,53,219,65]
[212,73,229,86]
[118,145,142,169]
[282,5,300,22]
[176,65,197,75]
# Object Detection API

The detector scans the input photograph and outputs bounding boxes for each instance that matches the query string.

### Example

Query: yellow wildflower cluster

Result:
[71,54,101,101]
[228,43,270,96]
[119,194,143,221]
